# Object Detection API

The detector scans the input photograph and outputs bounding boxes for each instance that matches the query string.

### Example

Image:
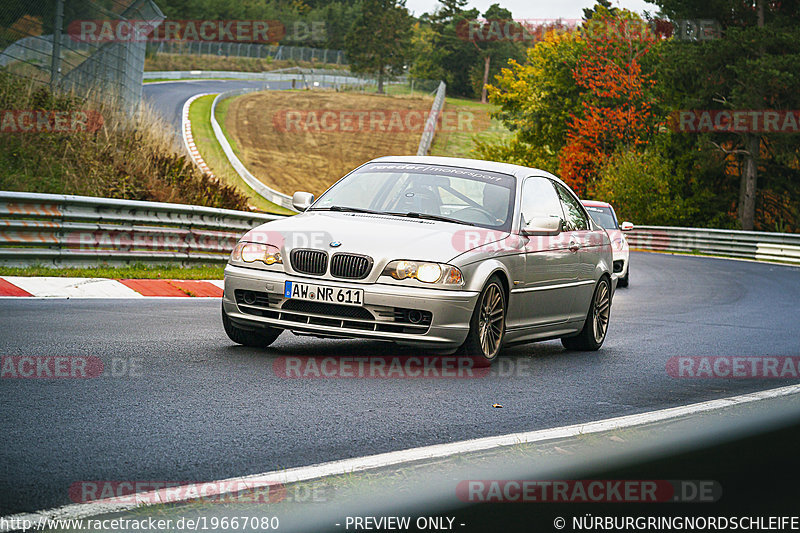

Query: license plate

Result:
[284,281,364,306]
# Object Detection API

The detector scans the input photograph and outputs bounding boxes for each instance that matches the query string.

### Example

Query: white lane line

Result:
[2,384,799,528]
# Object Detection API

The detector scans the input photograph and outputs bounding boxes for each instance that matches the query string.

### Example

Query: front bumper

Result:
[223,264,479,348]
[612,249,629,277]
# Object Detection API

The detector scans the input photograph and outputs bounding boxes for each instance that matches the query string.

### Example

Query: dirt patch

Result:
[224,90,432,196]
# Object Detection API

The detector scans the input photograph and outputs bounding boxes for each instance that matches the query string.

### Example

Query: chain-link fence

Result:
[0,0,164,114]
[152,40,347,65]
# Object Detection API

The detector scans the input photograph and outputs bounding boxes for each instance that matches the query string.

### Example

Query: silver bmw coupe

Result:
[222,156,615,362]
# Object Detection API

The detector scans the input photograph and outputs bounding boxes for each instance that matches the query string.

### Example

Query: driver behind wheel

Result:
[482,183,510,224]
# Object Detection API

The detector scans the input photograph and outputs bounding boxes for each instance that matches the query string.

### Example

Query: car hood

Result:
[241,211,508,264]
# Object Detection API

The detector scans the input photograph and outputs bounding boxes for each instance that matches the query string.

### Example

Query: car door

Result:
[508,176,578,328]
[553,182,600,321]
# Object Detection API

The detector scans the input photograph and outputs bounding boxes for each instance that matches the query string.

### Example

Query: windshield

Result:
[312,163,516,231]
[584,205,618,230]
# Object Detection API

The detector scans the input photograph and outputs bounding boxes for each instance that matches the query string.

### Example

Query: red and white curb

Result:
[182,93,216,178]
[0,277,224,298]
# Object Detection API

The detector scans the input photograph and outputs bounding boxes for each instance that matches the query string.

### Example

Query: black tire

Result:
[460,275,507,363]
[561,277,611,351]
[222,304,282,348]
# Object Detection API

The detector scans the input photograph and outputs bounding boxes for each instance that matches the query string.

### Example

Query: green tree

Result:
[344,0,413,93]
[583,0,619,20]
[410,0,480,97]
[593,147,697,226]
[469,4,526,103]
[652,0,800,230]
[473,26,585,170]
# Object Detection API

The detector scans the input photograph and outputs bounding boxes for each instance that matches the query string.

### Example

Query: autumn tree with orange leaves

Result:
[558,8,663,195]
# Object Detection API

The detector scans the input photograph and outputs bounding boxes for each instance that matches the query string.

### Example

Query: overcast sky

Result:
[404,0,658,20]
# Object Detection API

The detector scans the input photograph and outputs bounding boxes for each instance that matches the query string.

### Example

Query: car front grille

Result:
[290,249,327,275]
[330,253,372,279]
[281,299,374,320]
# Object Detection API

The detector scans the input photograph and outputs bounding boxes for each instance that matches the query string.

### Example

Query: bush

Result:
[591,148,697,226]
[0,71,251,211]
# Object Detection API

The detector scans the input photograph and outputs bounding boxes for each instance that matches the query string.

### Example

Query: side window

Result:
[555,183,589,231]
[520,177,563,225]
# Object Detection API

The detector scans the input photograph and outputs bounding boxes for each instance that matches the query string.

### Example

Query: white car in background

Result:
[581,200,633,287]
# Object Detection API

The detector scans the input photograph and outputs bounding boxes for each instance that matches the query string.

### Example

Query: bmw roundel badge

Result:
[330,241,342,247]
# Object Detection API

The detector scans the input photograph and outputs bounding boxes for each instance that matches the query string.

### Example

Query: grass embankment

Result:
[0,72,250,210]
[188,94,294,215]
[0,264,225,279]
[222,90,432,196]
[430,97,513,159]
[145,53,348,73]
[343,82,441,98]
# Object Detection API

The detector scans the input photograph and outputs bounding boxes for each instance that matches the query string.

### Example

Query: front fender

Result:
[457,257,516,294]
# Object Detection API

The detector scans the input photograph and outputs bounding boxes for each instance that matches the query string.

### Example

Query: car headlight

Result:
[382,260,463,285]
[613,238,625,251]
[230,242,282,266]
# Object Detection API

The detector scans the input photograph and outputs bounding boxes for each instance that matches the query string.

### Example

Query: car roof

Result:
[581,199,613,208]
[368,155,567,187]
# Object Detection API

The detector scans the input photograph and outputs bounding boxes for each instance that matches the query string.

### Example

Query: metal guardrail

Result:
[3,193,798,267]
[144,69,371,86]
[628,225,800,265]
[417,81,446,156]
[143,69,439,93]
[210,89,297,211]
[0,191,282,267]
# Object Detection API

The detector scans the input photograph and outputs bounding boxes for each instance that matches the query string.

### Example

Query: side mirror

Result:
[292,191,315,211]
[620,221,634,232]
[522,216,562,236]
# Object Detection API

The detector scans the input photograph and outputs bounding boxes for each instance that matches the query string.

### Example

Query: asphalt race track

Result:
[1,252,800,514]
[143,79,297,134]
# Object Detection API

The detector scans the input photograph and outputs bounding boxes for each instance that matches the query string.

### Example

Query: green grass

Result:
[189,94,294,215]
[214,96,239,154]
[341,82,437,99]
[429,97,513,159]
[0,72,250,211]
[0,264,225,279]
